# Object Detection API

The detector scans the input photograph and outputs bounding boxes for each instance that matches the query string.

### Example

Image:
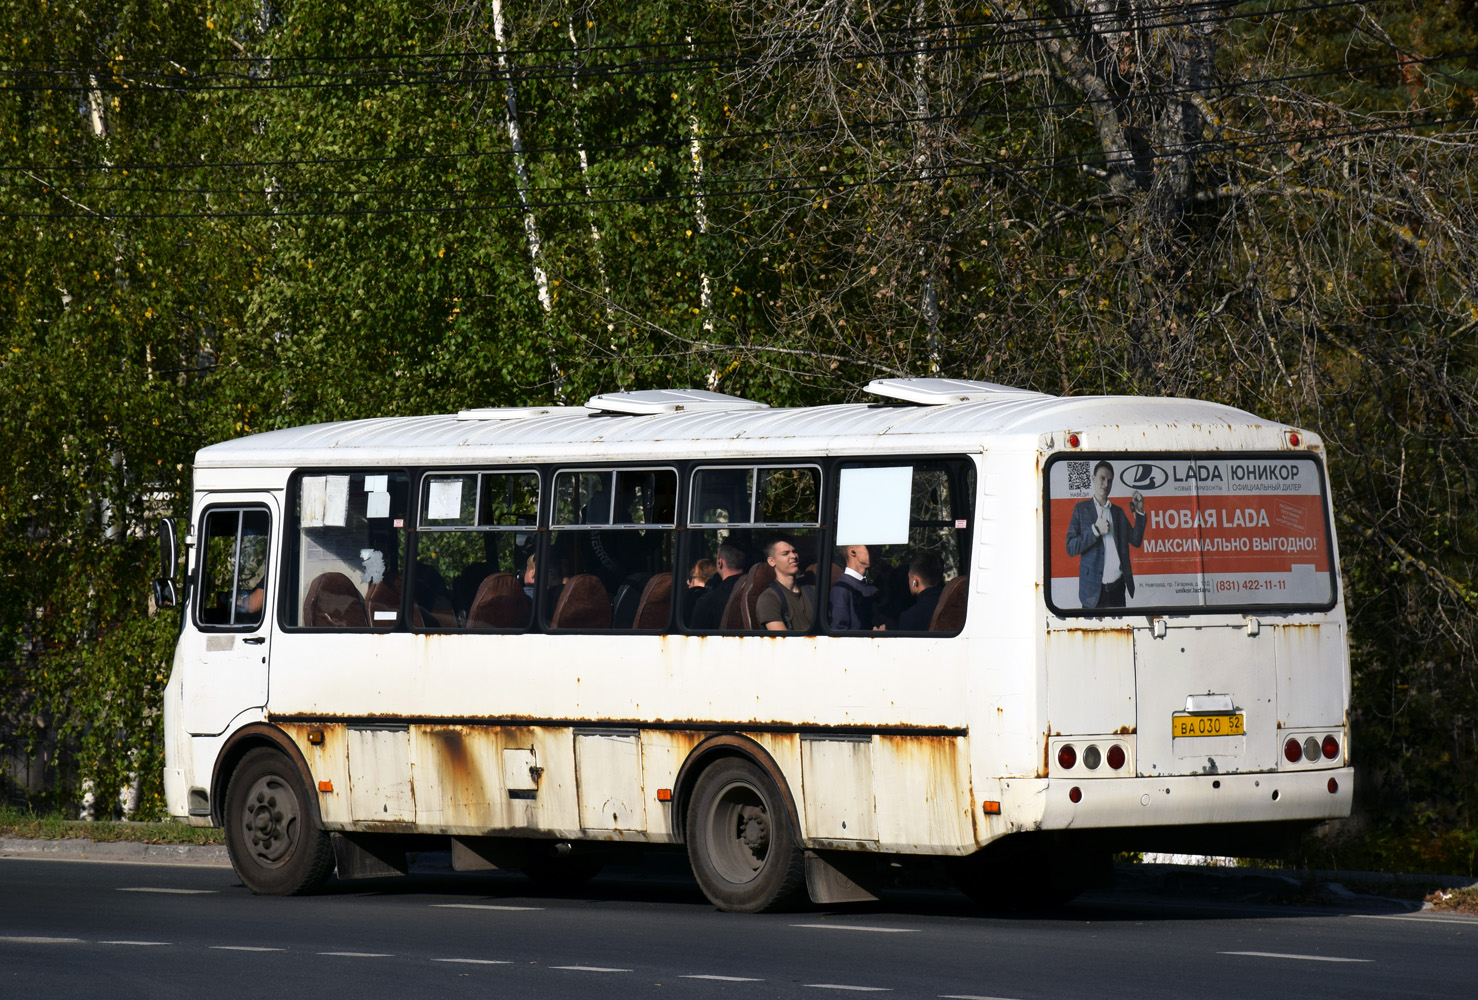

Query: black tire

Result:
[224,747,335,895]
[686,757,806,913]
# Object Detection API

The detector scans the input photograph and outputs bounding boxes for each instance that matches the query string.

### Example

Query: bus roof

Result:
[194,379,1308,469]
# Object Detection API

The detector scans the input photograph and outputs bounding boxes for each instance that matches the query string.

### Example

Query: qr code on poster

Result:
[1066,461,1091,492]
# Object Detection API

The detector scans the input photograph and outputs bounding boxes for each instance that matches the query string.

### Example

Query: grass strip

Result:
[0,806,224,845]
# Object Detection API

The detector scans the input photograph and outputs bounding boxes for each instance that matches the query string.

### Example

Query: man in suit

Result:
[1065,461,1146,609]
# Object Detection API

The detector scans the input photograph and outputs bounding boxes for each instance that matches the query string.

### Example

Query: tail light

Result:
[1322,735,1340,760]
[1106,744,1126,770]
[1057,745,1077,770]
[1284,737,1302,763]
[1303,736,1320,762]
[1082,745,1102,770]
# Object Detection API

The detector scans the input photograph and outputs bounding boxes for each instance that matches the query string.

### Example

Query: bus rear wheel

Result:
[686,757,805,912]
[224,748,335,895]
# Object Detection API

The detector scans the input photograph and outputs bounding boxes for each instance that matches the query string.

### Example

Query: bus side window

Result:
[544,467,678,631]
[830,460,973,634]
[682,465,823,633]
[413,470,539,631]
[196,507,270,629]
[287,471,409,630]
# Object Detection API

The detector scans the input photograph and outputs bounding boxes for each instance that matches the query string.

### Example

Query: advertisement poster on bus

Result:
[1046,455,1336,613]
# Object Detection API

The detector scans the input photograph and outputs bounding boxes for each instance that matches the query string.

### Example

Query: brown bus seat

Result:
[549,573,612,630]
[303,572,368,628]
[929,575,968,633]
[466,572,531,629]
[631,572,673,630]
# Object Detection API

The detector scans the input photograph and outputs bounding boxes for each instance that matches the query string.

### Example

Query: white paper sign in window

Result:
[366,491,391,519]
[427,478,464,521]
[300,476,327,528]
[323,476,350,528]
[363,474,388,493]
[836,466,912,545]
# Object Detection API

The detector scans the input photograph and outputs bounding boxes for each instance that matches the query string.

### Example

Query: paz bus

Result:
[157,378,1351,911]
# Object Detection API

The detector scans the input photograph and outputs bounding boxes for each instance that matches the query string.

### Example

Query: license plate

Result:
[1172,713,1245,738]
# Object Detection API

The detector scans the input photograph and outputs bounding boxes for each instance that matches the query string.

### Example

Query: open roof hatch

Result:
[863,377,1047,405]
[583,388,770,416]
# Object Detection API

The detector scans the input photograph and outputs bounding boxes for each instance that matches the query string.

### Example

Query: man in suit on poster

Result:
[1066,460,1146,609]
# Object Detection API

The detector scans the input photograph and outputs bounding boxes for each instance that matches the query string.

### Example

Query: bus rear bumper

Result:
[1005,767,1353,834]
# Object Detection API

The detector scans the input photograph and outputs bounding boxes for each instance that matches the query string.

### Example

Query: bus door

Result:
[182,495,279,736]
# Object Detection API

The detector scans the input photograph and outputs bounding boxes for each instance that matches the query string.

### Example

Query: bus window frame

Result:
[1041,450,1339,619]
[193,503,272,634]
[412,468,541,634]
[279,467,412,634]
[824,455,976,638]
[682,462,826,636]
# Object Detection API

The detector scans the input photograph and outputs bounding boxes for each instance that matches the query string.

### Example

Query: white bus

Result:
[158,378,1351,910]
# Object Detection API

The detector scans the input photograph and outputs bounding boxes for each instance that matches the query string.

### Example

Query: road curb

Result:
[0,837,230,865]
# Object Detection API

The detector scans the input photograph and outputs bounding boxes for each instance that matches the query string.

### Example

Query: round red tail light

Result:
[1322,735,1339,760]
[1068,786,1082,803]
[1284,737,1302,763]
[1057,745,1077,770]
[1106,744,1126,770]
[1328,777,1339,793]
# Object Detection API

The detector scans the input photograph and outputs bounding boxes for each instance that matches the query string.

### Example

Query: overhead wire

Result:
[4,109,1470,221]
[3,45,1470,182]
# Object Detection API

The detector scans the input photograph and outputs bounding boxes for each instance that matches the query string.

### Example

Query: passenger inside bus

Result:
[898,552,944,631]
[756,537,816,632]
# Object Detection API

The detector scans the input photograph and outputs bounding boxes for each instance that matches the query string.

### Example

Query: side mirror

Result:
[154,517,179,609]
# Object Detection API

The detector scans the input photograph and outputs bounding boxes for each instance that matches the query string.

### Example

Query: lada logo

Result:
[1121,463,1169,490]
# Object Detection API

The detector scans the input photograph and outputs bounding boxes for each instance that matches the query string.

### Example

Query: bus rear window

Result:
[1045,454,1336,615]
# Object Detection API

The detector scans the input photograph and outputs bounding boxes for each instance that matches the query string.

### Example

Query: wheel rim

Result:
[239,772,300,869]
[702,778,772,885]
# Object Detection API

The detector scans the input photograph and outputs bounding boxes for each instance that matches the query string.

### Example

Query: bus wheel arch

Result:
[675,736,807,913]
[211,724,322,829]
[221,743,336,895]
[670,734,801,845]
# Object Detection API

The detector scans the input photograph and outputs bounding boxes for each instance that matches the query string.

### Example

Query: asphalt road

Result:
[1,851,1474,1000]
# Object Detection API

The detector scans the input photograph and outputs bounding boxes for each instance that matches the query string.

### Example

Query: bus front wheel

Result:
[223,748,335,895]
[686,757,805,912]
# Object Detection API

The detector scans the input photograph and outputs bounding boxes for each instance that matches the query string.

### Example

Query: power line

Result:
[0,0,1396,94]
[5,110,1469,222]
[5,47,1469,183]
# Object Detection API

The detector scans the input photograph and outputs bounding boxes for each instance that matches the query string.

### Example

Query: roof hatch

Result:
[584,388,770,416]
[456,406,570,421]
[864,377,1048,405]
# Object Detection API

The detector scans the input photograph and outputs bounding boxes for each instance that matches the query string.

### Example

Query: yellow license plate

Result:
[1172,713,1245,738]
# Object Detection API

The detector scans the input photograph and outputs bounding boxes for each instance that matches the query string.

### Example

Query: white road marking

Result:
[806,985,892,992]
[1353,913,1478,926]
[792,924,920,934]
[551,965,632,973]
[212,946,286,952]
[682,975,766,982]
[101,940,171,946]
[0,936,83,944]
[941,995,1024,999]
[431,903,543,912]
[117,887,216,894]
[318,951,393,958]
[434,958,513,965]
[1219,951,1371,964]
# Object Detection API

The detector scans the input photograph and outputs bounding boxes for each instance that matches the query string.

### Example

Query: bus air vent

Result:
[456,407,563,421]
[584,389,770,416]
[863,378,1050,405]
